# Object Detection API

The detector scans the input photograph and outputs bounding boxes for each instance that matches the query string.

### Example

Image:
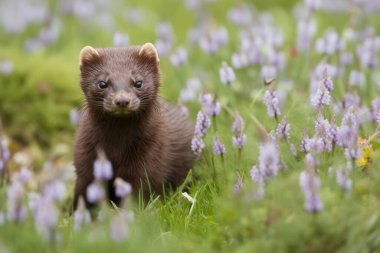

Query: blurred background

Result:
[1,0,379,148]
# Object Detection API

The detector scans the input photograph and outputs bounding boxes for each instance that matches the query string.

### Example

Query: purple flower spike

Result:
[43,180,66,201]
[113,32,129,47]
[376,109,380,127]
[110,212,129,242]
[233,173,243,194]
[336,168,352,192]
[277,117,290,140]
[299,154,323,213]
[290,143,298,158]
[7,181,27,222]
[34,197,59,242]
[194,111,211,137]
[263,90,281,118]
[114,178,132,198]
[191,135,205,157]
[259,140,280,179]
[86,182,105,204]
[94,158,113,181]
[199,93,221,117]
[170,47,188,67]
[213,135,226,156]
[73,197,91,231]
[232,112,245,136]
[250,166,264,184]
[232,135,247,149]
[311,86,330,109]
[323,77,333,91]
[300,129,311,153]
[250,138,280,186]
[219,61,236,84]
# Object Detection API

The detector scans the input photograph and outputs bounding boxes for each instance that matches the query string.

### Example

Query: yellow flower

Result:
[356,139,373,168]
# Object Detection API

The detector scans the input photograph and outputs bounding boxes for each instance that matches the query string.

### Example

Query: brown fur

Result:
[73,45,195,209]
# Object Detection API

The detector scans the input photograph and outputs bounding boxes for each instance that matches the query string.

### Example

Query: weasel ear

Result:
[79,46,100,66]
[139,43,160,63]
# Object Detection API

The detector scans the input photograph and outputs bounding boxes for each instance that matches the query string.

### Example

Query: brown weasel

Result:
[73,43,195,209]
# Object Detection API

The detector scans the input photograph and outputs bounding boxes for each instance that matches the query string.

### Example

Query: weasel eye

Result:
[98,81,108,89]
[134,81,143,89]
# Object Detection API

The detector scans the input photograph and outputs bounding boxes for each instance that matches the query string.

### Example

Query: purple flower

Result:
[297,18,316,52]
[232,135,247,149]
[261,65,276,80]
[255,183,265,200]
[344,93,361,110]
[94,158,113,181]
[231,52,249,69]
[194,111,211,137]
[290,143,298,158]
[219,62,236,84]
[311,86,330,109]
[371,98,380,121]
[336,108,359,148]
[307,137,325,153]
[110,212,129,242]
[376,109,380,127]
[348,70,365,86]
[228,5,253,26]
[300,129,311,153]
[252,139,280,182]
[28,192,41,213]
[233,116,247,143]
[70,108,80,126]
[13,167,33,183]
[0,59,13,75]
[344,146,362,160]
[233,173,243,194]
[250,166,264,184]
[277,117,290,140]
[263,90,281,118]
[199,93,221,117]
[305,0,321,11]
[213,135,226,156]
[259,140,280,178]
[73,197,91,231]
[170,47,187,67]
[114,178,132,198]
[323,77,333,91]
[1,139,10,163]
[113,32,129,47]
[185,0,201,10]
[191,136,205,157]
[232,112,245,136]
[180,78,202,101]
[300,154,323,213]
[7,181,27,222]
[340,52,353,66]
[34,197,59,242]
[336,168,352,192]
[199,26,228,55]
[314,118,333,152]
[43,180,66,201]
[180,104,189,117]
[86,182,105,204]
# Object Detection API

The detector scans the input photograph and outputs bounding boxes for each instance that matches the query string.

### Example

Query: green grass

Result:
[1,0,380,252]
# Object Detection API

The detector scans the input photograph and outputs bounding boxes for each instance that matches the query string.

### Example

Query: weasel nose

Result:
[114,97,130,108]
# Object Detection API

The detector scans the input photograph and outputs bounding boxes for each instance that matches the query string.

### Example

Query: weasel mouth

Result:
[103,104,133,115]
[107,108,132,116]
